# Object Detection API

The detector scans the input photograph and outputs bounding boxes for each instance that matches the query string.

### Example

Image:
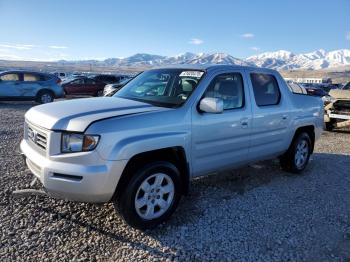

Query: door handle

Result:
[240,118,249,128]
[282,115,288,120]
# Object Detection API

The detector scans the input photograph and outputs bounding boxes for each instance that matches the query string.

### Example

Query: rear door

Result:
[0,72,23,97]
[84,78,100,95]
[191,70,252,176]
[21,73,44,97]
[247,70,292,161]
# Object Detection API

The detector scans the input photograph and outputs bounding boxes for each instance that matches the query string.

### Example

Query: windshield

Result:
[114,69,204,108]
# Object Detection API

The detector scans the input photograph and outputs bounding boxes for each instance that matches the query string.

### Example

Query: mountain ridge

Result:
[3,49,350,70]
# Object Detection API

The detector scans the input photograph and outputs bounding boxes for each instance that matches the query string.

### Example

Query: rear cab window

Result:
[250,73,281,106]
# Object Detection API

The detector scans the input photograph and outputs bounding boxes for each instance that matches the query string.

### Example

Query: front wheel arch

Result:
[112,147,189,202]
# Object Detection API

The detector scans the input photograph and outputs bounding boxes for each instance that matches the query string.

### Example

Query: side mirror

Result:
[199,97,223,113]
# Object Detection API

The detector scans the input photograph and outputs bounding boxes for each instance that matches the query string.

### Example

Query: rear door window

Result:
[0,73,20,81]
[71,78,85,84]
[85,79,96,84]
[250,73,281,106]
[23,73,41,82]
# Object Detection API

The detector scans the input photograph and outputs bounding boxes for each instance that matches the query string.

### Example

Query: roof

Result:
[0,70,50,75]
[153,64,276,73]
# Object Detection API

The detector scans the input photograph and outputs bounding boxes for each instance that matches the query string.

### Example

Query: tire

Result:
[36,90,54,104]
[114,161,182,229]
[325,121,335,131]
[280,132,312,174]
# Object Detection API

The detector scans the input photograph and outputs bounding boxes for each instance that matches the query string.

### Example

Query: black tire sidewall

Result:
[325,122,334,131]
[117,161,182,229]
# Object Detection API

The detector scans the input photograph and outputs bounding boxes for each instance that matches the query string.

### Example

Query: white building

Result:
[284,77,332,84]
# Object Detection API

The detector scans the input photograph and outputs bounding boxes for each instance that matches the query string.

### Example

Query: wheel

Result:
[114,161,182,229]
[36,90,54,104]
[325,121,335,131]
[280,132,312,173]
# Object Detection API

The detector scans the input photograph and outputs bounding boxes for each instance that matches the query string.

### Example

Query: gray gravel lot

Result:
[1,101,350,261]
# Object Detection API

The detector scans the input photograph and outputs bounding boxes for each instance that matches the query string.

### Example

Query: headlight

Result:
[322,96,336,105]
[61,133,100,153]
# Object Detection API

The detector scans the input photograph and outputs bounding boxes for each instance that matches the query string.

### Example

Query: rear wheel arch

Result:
[291,125,315,153]
[112,147,190,201]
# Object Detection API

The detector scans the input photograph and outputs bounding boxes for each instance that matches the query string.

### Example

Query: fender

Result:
[104,131,191,162]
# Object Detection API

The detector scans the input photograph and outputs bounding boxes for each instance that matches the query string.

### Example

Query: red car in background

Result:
[62,77,106,97]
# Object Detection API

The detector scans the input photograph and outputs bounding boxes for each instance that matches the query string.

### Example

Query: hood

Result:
[25,97,165,132]
[329,89,350,100]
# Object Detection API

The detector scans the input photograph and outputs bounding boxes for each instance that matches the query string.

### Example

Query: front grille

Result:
[333,100,350,111]
[27,124,47,150]
[333,100,350,114]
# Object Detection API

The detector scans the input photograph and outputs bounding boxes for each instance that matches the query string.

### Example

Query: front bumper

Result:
[20,139,128,203]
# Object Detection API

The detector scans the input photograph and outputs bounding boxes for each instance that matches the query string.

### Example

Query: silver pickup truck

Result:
[20,65,323,229]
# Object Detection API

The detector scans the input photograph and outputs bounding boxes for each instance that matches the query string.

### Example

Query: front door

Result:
[0,72,22,97]
[191,71,252,176]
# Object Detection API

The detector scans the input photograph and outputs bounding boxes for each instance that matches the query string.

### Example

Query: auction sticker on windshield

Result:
[179,71,204,78]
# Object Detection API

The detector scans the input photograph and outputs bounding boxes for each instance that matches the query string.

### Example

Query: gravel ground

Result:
[1,101,350,261]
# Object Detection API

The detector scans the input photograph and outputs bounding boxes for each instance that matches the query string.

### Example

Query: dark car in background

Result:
[103,78,133,96]
[304,86,329,97]
[91,74,130,85]
[0,70,63,103]
[62,77,106,96]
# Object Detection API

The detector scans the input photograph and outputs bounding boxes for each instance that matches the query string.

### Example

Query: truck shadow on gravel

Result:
[153,152,350,228]
[31,204,170,258]
[0,101,37,109]
[6,152,349,261]
[23,153,349,231]
[329,129,350,134]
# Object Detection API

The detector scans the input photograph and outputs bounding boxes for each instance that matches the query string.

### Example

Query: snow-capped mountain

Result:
[186,52,251,66]
[115,52,249,66]
[118,53,166,66]
[247,49,350,70]
[49,49,350,70]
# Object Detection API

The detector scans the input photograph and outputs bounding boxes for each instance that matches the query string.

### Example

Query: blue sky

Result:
[0,0,349,61]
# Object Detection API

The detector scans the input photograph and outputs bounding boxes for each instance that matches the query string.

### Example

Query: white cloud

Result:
[49,45,68,49]
[250,47,260,51]
[188,38,204,45]
[347,32,350,40]
[0,52,23,60]
[241,33,255,39]
[0,44,36,50]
